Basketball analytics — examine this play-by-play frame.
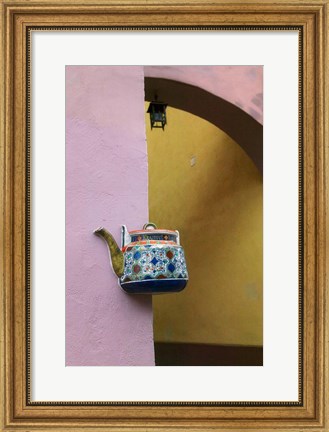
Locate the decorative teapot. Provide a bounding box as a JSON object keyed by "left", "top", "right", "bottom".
{"left": 94, "top": 223, "right": 188, "bottom": 294}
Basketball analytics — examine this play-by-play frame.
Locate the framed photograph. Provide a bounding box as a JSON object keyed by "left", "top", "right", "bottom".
{"left": 1, "top": 0, "right": 328, "bottom": 431}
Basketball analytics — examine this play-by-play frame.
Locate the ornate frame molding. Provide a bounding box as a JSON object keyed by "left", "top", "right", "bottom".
{"left": 1, "top": 1, "right": 328, "bottom": 430}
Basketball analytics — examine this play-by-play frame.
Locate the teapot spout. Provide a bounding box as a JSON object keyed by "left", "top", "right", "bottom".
{"left": 94, "top": 227, "right": 124, "bottom": 277}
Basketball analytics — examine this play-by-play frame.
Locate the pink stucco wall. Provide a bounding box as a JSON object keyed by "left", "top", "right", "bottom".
{"left": 144, "top": 66, "right": 263, "bottom": 124}
{"left": 65, "top": 66, "right": 155, "bottom": 366}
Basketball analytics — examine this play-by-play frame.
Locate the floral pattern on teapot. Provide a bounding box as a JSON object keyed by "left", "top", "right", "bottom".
{"left": 121, "top": 244, "right": 188, "bottom": 283}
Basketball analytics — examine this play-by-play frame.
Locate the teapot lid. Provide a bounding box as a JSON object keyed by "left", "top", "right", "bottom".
{"left": 129, "top": 222, "right": 177, "bottom": 235}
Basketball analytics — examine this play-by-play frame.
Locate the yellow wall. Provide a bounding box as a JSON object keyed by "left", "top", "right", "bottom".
{"left": 146, "top": 106, "right": 263, "bottom": 346}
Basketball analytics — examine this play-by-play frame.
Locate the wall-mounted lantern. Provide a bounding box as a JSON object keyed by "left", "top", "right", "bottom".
{"left": 147, "top": 100, "right": 168, "bottom": 130}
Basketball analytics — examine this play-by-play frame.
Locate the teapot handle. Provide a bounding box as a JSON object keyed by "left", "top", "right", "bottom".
{"left": 143, "top": 222, "right": 157, "bottom": 230}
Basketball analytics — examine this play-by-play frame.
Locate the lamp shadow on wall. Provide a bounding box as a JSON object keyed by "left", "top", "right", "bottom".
{"left": 145, "top": 78, "right": 263, "bottom": 366}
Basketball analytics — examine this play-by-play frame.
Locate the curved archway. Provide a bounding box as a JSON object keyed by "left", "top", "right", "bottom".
{"left": 144, "top": 77, "right": 263, "bottom": 174}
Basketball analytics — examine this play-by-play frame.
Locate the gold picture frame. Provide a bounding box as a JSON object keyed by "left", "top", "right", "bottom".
{"left": 1, "top": 0, "right": 328, "bottom": 430}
